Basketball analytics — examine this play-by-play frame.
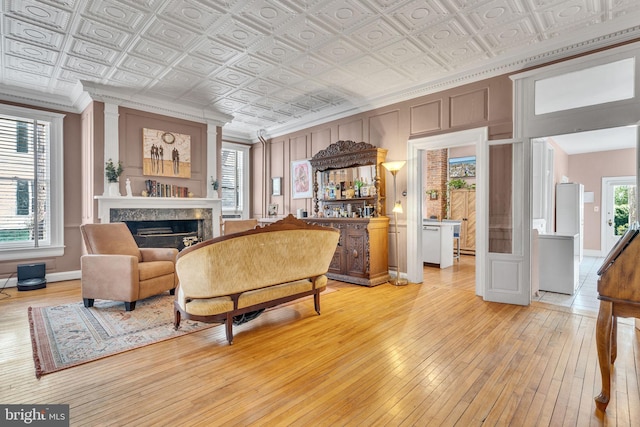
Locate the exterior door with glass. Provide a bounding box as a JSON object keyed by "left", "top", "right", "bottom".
{"left": 603, "top": 176, "right": 637, "bottom": 254}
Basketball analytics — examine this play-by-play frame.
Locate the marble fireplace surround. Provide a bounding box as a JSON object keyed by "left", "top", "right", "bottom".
{"left": 95, "top": 196, "right": 222, "bottom": 240}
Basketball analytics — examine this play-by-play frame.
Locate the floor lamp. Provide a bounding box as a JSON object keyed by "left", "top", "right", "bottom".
{"left": 382, "top": 160, "right": 408, "bottom": 286}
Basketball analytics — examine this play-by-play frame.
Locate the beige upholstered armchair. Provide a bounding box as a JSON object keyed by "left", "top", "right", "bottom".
{"left": 80, "top": 222, "right": 178, "bottom": 311}
{"left": 222, "top": 218, "right": 258, "bottom": 235}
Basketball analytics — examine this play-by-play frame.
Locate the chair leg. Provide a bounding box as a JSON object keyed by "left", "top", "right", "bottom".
{"left": 314, "top": 291, "right": 321, "bottom": 315}
{"left": 225, "top": 313, "right": 234, "bottom": 345}
{"left": 174, "top": 310, "right": 181, "bottom": 330}
{"left": 124, "top": 301, "right": 136, "bottom": 311}
{"left": 83, "top": 298, "right": 94, "bottom": 308}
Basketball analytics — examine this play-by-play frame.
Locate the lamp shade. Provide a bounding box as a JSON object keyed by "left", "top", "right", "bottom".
{"left": 392, "top": 202, "right": 403, "bottom": 214}
{"left": 381, "top": 161, "right": 406, "bottom": 173}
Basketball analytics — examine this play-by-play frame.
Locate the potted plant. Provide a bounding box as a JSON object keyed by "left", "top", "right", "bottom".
{"left": 446, "top": 178, "right": 467, "bottom": 190}
{"left": 105, "top": 159, "right": 123, "bottom": 183}
{"left": 105, "top": 159, "right": 123, "bottom": 196}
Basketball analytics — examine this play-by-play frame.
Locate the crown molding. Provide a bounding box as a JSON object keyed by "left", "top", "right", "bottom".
{"left": 265, "top": 23, "right": 640, "bottom": 139}
{"left": 0, "top": 83, "right": 83, "bottom": 114}
{"left": 78, "top": 81, "right": 232, "bottom": 127}
{"left": 0, "top": 80, "right": 233, "bottom": 128}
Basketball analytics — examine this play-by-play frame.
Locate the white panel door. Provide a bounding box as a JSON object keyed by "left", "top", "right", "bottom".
{"left": 483, "top": 138, "right": 531, "bottom": 305}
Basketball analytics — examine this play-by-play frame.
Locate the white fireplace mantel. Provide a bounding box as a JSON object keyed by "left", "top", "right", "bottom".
{"left": 96, "top": 196, "right": 222, "bottom": 237}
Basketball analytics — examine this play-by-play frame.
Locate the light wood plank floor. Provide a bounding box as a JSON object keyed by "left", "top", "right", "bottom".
{"left": 1, "top": 256, "right": 639, "bottom": 426}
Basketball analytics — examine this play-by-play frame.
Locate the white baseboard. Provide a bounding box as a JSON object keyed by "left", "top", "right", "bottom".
{"left": 1, "top": 269, "right": 81, "bottom": 289}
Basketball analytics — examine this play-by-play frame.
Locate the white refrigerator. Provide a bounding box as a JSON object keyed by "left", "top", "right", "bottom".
{"left": 556, "top": 183, "right": 584, "bottom": 261}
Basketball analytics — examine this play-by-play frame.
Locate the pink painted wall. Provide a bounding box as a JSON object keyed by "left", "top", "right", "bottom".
{"left": 568, "top": 148, "right": 636, "bottom": 251}
{"left": 547, "top": 138, "right": 569, "bottom": 187}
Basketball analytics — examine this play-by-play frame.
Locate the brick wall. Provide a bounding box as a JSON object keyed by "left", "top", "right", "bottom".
{"left": 425, "top": 149, "right": 448, "bottom": 220}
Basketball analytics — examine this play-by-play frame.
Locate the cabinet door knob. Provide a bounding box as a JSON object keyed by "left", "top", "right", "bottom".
{"left": 352, "top": 249, "right": 358, "bottom": 258}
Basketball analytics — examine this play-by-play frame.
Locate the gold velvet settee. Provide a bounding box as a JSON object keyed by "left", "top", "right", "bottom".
{"left": 80, "top": 222, "right": 178, "bottom": 311}
{"left": 174, "top": 215, "right": 340, "bottom": 344}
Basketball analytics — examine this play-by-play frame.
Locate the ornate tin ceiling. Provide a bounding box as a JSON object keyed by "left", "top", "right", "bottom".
{"left": 1, "top": 0, "right": 639, "bottom": 140}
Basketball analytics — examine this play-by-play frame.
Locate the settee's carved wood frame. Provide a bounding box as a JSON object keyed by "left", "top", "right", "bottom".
{"left": 174, "top": 284, "right": 324, "bottom": 345}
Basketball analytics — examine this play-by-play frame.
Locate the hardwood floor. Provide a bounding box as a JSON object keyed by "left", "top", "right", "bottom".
{"left": 1, "top": 257, "right": 639, "bottom": 426}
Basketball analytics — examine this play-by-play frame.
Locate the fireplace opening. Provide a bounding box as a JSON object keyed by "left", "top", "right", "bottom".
{"left": 124, "top": 219, "right": 203, "bottom": 251}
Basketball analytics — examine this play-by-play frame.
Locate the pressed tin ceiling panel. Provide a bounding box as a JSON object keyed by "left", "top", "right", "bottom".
{"left": 0, "top": 0, "right": 639, "bottom": 140}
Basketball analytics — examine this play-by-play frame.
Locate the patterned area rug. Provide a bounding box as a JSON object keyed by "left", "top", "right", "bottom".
{"left": 28, "top": 294, "right": 217, "bottom": 379}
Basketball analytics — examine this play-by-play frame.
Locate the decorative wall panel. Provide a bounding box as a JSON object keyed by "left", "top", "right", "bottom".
{"left": 338, "top": 119, "right": 364, "bottom": 143}
{"left": 450, "top": 89, "right": 489, "bottom": 128}
{"left": 369, "top": 110, "right": 400, "bottom": 148}
{"left": 411, "top": 101, "right": 443, "bottom": 135}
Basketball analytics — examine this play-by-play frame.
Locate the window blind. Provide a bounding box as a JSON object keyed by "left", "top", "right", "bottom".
{"left": 221, "top": 147, "right": 243, "bottom": 213}
{"left": 0, "top": 115, "right": 50, "bottom": 246}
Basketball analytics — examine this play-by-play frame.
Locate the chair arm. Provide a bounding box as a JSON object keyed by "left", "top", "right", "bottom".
{"left": 140, "top": 247, "right": 178, "bottom": 262}
{"left": 311, "top": 275, "right": 328, "bottom": 289}
{"left": 80, "top": 254, "right": 140, "bottom": 301}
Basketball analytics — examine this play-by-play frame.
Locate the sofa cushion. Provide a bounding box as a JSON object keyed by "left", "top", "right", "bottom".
{"left": 138, "top": 260, "right": 175, "bottom": 282}
{"left": 186, "top": 296, "right": 234, "bottom": 316}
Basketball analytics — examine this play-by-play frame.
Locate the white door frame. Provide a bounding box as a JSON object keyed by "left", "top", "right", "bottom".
{"left": 407, "top": 127, "right": 487, "bottom": 296}
{"left": 601, "top": 176, "right": 636, "bottom": 256}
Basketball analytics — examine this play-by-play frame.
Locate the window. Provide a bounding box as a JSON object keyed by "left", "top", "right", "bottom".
{"left": 0, "top": 104, "right": 64, "bottom": 260}
{"left": 534, "top": 58, "right": 635, "bottom": 115}
{"left": 513, "top": 44, "right": 640, "bottom": 138}
{"left": 221, "top": 142, "right": 249, "bottom": 219}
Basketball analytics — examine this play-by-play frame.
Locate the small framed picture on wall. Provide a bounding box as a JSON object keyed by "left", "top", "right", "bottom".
{"left": 272, "top": 177, "right": 282, "bottom": 196}
{"left": 448, "top": 156, "right": 476, "bottom": 178}
{"left": 291, "top": 159, "right": 312, "bottom": 199}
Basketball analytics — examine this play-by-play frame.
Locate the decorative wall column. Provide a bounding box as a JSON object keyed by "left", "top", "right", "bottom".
{"left": 258, "top": 129, "right": 270, "bottom": 218}
{"left": 103, "top": 102, "right": 120, "bottom": 195}
{"left": 207, "top": 123, "right": 220, "bottom": 198}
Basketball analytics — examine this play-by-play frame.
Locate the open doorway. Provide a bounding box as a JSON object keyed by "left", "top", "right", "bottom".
{"left": 406, "top": 127, "right": 487, "bottom": 295}
{"left": 536, "top": 126, "right": 638, "bottom": 256}
{"left": 423, "top": 146, "right": 476, "bottom": 275}
{"left": 530, "top": 126, "right": 637, "bottom": 312}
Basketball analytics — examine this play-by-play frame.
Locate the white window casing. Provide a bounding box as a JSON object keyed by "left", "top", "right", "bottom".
{"left": 0, "top": 104, "right": 64, "bottom": 261}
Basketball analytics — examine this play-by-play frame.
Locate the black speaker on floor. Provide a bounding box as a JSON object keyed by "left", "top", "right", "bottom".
{"left": 17, "top": 263, "right": 46, "bottom": 291}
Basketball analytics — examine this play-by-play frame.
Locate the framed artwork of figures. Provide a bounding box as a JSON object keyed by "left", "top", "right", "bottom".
{"left": 291, "top": 159, "right": 312, "bottom": 199}
{"left": 142, "top": 128, "right": 191, "bottom": 178}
